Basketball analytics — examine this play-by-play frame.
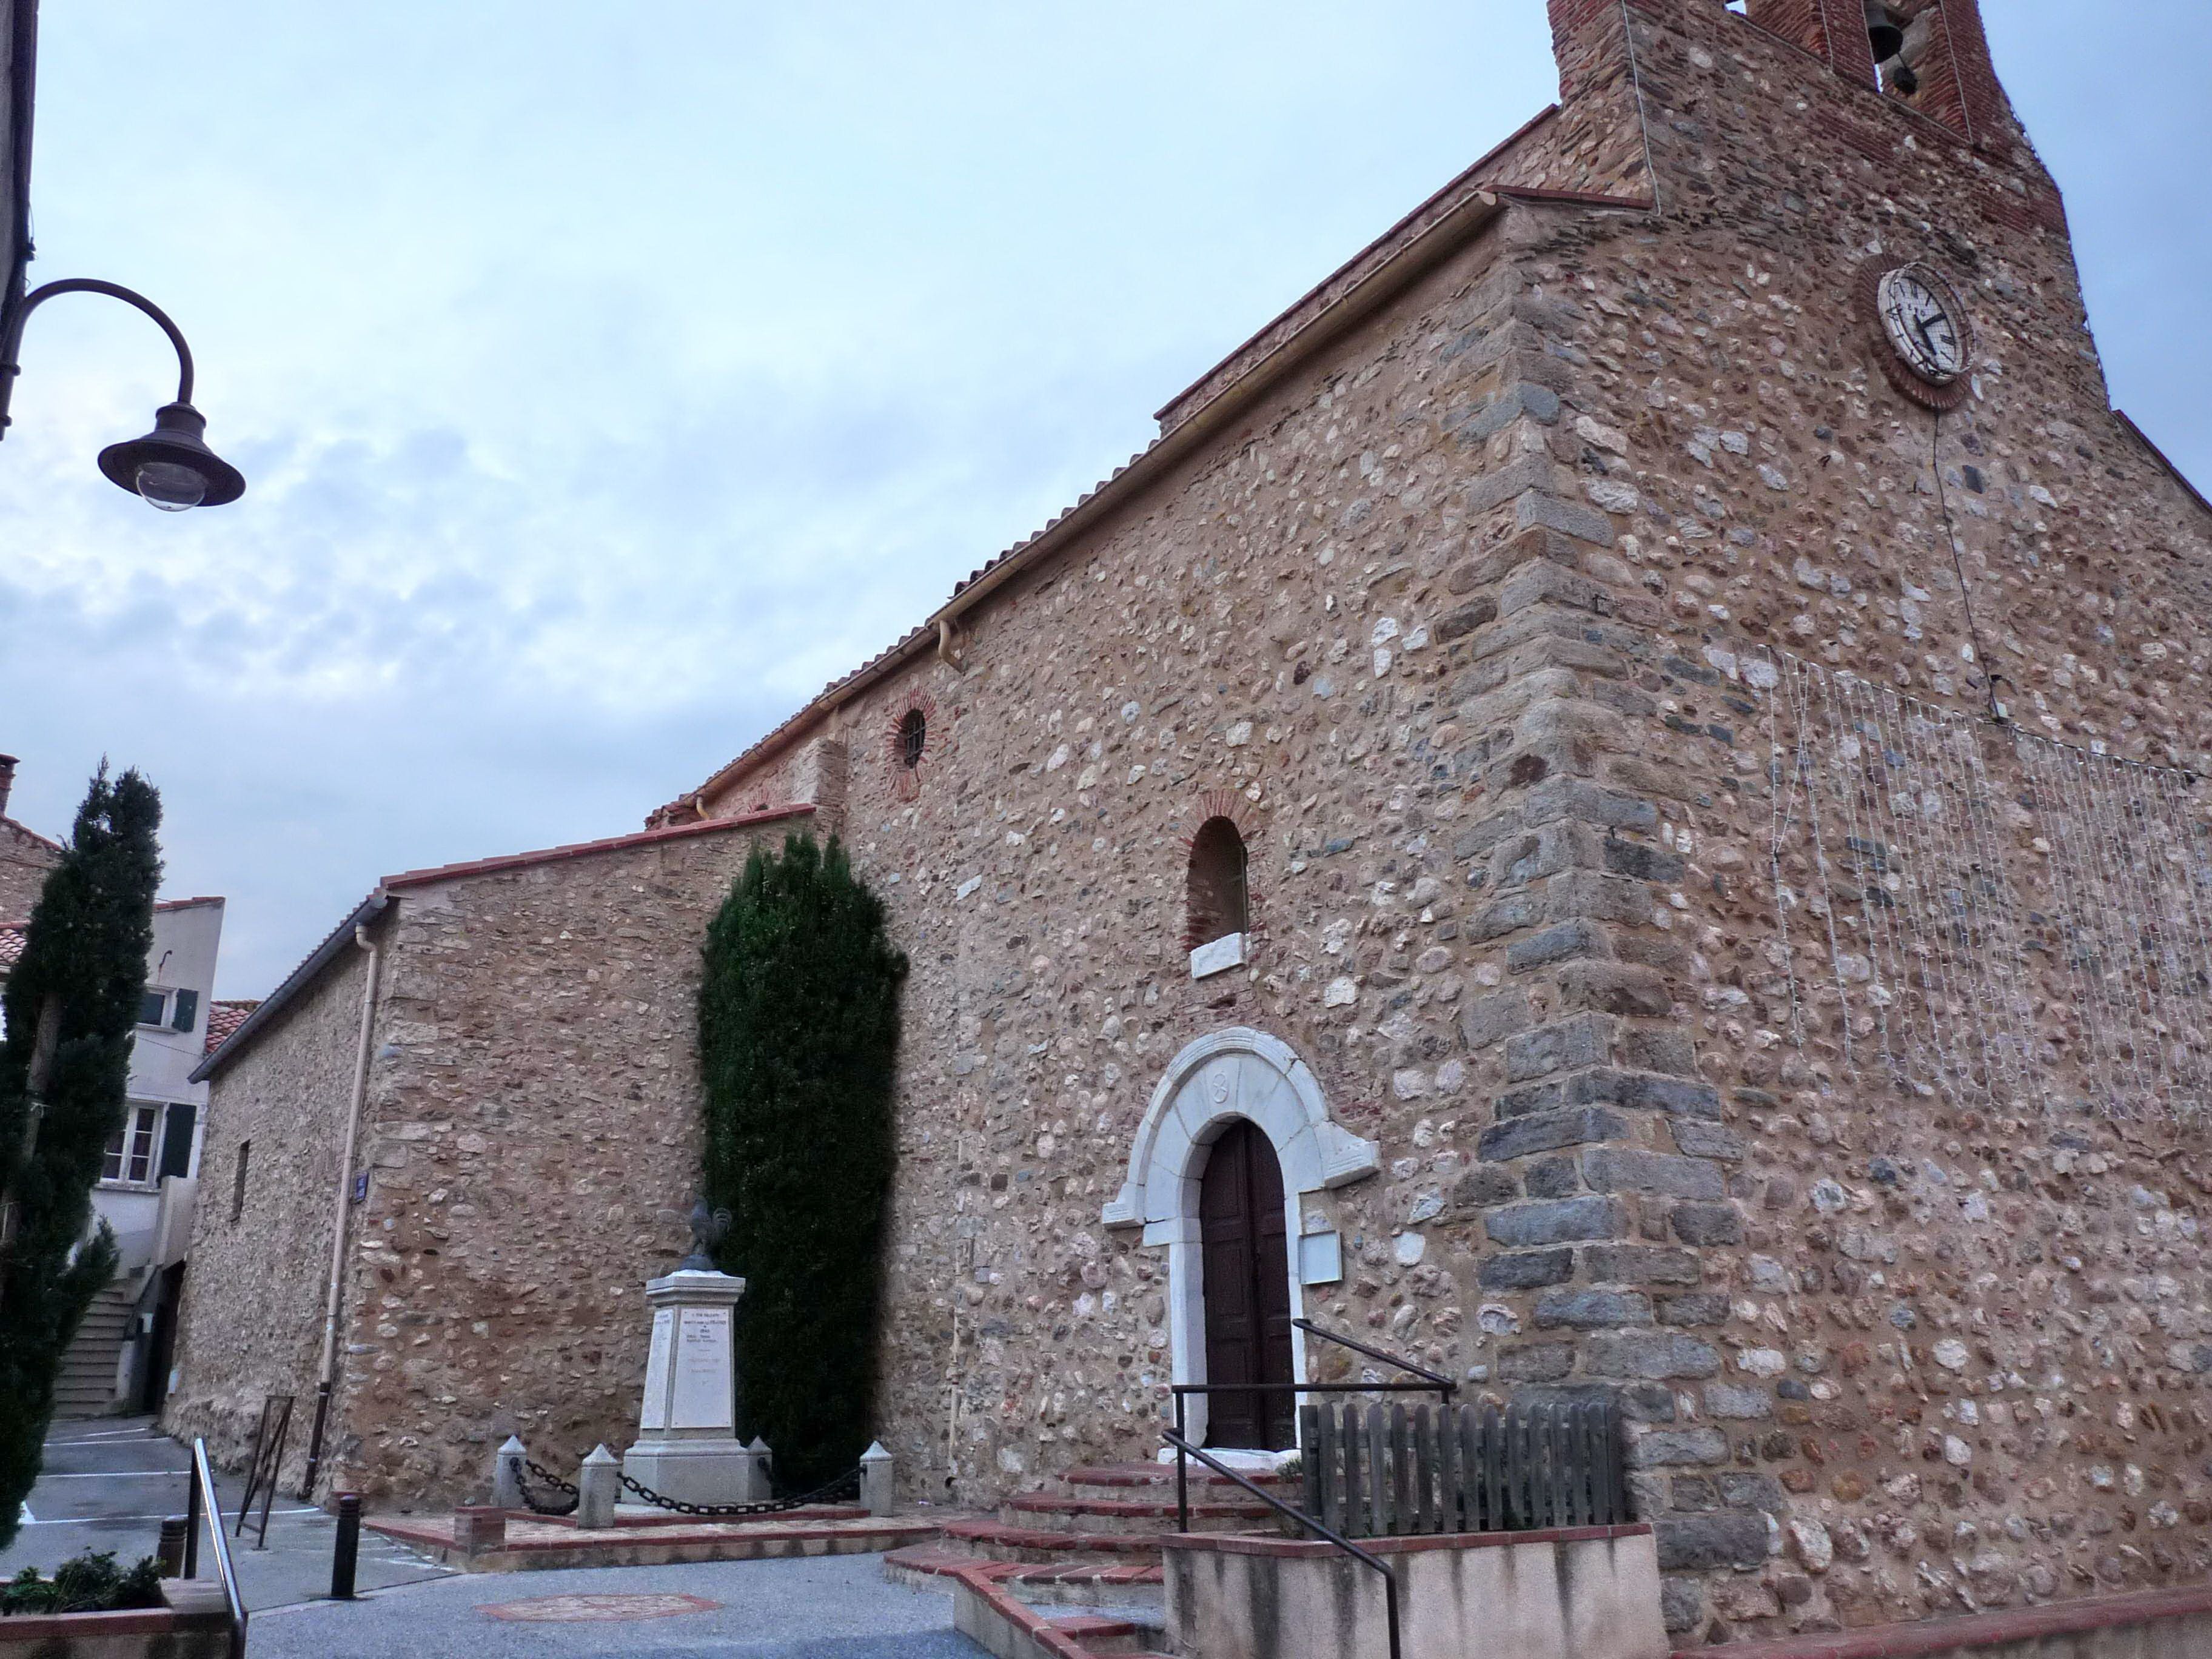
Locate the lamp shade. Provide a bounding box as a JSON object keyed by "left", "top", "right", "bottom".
{"left": 96, "top": 401, "right": 245, "bottom": 509}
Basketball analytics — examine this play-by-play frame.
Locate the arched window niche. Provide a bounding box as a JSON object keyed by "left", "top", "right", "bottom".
{"left": 1186, "top": 814, "right": 1249, "bottom": 979}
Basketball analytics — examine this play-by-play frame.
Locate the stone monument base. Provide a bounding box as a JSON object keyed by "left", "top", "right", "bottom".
{"left": 622, "top": 1437, "right": 768, "bottom": 1507}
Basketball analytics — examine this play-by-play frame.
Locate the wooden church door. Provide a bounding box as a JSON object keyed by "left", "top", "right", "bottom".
{"left": 1198, "top": 1118, "right": 1296, "bottom": 1449}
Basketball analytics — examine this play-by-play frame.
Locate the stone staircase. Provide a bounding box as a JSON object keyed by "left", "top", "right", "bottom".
{"left": 886, "top": 1461, "right": 1289, "bottom": 1659}
{"left": 53, "top": 1283, "right": 133, "bottom": 1419}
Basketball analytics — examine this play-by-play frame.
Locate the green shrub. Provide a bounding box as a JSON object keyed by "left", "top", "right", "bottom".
{"left": 699, "top": 834, "right": 906, "bottom": 1491}
{"left": 0, "top": 1550, "right": 164, "bottom": 1615}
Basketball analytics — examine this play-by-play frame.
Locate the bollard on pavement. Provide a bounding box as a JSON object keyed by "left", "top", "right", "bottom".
{"left": 329, "top": 1493, "right": 361, "bottom": 1600}
{"left": 742, "top": 1436, "right": 773, "bottom": 1503}
{"left": 575, "top": 1446, "right": 620, "bottom": 1530}
{"left": 156, "top": 1516, "right": 187, "bottom": 1578}
{"left": 491, "top": 1435, "right": 526, "bottom": 1510}
{"left": 860, "top": 1442, "right": 895, "bottom": 1517}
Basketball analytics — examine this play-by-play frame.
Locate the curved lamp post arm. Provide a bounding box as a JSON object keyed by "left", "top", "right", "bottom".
{"left": 0, "top": 277, "right": 196, "bottom": 435}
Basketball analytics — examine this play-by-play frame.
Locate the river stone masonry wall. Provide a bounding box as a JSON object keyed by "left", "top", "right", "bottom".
{"left": 166, "top": 814, "right": 808, "bottom": 1502}
{"left": 682, "top": 0, "right": 2212, "bottom": 1644}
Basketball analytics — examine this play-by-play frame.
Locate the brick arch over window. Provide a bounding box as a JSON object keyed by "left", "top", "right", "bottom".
{"left": 885, "top": 689, "right": 936, "bottom": 800}
{"left": 1183, "top": 791, "right": 1260, "bottom": 950}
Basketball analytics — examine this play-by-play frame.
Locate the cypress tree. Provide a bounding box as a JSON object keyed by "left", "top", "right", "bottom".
{"left": 0, "top": 766, "right": 162, "bottom": 1551}
{"left": 698, "top": 834, "right": 905, "bottom": 1490}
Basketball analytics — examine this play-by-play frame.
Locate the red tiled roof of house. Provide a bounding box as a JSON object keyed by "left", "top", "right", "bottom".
{"left": 155, "top": 896, "right": 226, "bottom": 913}
{"left": 204, "top": 999, "right": 258, "bottom": 1054}
{"left": 0, "top": 921, "right": 23, "bottom": 970}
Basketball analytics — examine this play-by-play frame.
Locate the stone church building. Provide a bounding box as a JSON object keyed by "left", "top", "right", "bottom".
{"left": 170, "top": 0, "right": 2212, "bottom": 1642}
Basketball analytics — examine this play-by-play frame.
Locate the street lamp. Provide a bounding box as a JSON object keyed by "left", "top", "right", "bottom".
{"left": 0, "top": 277, "right": 244, "bottom": 509}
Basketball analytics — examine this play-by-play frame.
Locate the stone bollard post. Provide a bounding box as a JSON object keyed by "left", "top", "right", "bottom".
{"left": 491, "top": 1435, "right": 526, "bottom": 1511}
{"left": 576, "top": 1445, "right": 620, "bottom": 1530}
{"left": 860, "top": 1442, "right": 894, "bottom": 1517}
{"left": 742, "top": 1436, "right": 774, "bottom": 1503}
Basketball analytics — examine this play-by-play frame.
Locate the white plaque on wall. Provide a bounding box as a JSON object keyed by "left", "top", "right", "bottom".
{"left": 1190, "top": 932, "right": 1247, "bottom": 980}
{"left": 669, "top": 1304, "right": 735, "bottom": 1430}
{"left": 1299, "top": 1230, "right": 1344, "bottom": 1287}
{"left": 638, "top": 1306, "right": 674, "bottom": 1430}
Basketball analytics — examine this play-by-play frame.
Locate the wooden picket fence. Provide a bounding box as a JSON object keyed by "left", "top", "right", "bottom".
{"left": 1297, "top": 1396, "right": 1629, "bottom": 1538}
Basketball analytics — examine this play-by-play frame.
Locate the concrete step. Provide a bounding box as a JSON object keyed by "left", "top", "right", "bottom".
{"left": 940, "top": 1518, "right": 1164, "bottom": 1566}
{"left": 1002, "top": 1491, "right": 1275, "bottom": 1535}
{"left": 950, "top": 1564, "right": 1168, "bottom": 1659}
{"left": 1059, "top": 1461, "right": 1287, "bottom": 1498}
{"left": 884, "top": 1546, "right": 1163, "bottom": 1610}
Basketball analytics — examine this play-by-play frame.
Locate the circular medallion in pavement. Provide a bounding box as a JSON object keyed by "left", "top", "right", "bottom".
{"left": 479, "top": 1592, "right": 720, "bottom": 1623}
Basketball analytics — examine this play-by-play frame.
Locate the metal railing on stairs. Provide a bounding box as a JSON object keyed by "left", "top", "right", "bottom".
{"left": 1161, "top": 1429, "right": 1406, "bottom": 1659}
{"left": 1162, "top": 1320, "right": 1452, "bottom": 1659}
{"left": 181, "top": 1437, "right": 247, "bottom": 1659}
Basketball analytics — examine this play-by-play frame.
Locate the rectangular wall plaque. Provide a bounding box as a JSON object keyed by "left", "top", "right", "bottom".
{"left": 669, "top": 1304, "right": 735, "bottom": 1430}
{"left": 1190, "top": 932, "right": 1247, "bottom": 980}
{"left": 1299, "top": 1230, "right": 1344, "bottom": 1287}
{"left": 638, "top": 1306, "right": 673, "bottom": 1431}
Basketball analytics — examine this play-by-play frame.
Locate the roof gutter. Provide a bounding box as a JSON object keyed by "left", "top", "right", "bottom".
{"left": 687, "top": 187, "right": 1522, "bottom": 805}
{"left": 190, "top": 889, "right": 389, "bottom": 1083}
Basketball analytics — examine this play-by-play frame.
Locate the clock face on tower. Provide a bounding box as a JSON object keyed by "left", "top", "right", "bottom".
{"left": 1877, "top": 268, "right": 1966, "bottom": 383}
{"left": 1857, "top": 260, "right": 1975, "bottom": 412}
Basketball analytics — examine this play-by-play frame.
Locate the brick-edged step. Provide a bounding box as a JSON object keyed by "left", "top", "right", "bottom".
{"left": 948, "top": 1562, "right": 1165, "bottom": 1659}
{"left": 884, "top": 1546, "right": 1162, "bottom": 1611}
{"left": 1059, "top": 1461, "right": 1288, "bottom": 1496}
{"left": 1002, "top": 1491, "right": 1276, "bottom": 1535}
{"left": 940, "top": 1518, "right": 1164, "bottom": 1566}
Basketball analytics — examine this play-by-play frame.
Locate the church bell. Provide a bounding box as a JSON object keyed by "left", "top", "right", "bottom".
{"left": 1865, "top": 3, "right": 1906, "bottom": 62}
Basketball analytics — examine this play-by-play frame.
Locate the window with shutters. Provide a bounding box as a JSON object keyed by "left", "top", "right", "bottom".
{"left": 101, "top": 1104, "right": 162, "bottom": 1186}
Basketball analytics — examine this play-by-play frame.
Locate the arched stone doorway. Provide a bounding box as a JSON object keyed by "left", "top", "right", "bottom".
{"left": 1102, "top": 1027, "right": 1379, "bottom": 1448}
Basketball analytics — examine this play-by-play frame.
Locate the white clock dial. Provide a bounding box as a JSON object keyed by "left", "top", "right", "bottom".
{"left": 1877, "top": 268, "right": 1966, "bottom": 384}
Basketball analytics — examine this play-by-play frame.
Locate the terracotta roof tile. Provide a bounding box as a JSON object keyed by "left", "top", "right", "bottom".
{"left": 204, "top": 1000, "right": 258, "bottom": 1054}
{"left": 0, "top": 922, "right": 23, "bottom": 970}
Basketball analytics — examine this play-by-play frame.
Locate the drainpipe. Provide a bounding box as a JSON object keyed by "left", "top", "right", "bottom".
{"left": 300, "top": 919, "right": 382, "bottom": 1501}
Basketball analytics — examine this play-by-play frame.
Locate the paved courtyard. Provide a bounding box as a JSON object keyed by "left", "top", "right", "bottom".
{"left": 9, "top": 1417, "right": 986, "bottom": 1656}
{"left": 247, "top": 1555, "right": 984, "bottom": 1658}
{"left": 4, "top": 1416, "right": 451, "bottom": 1609}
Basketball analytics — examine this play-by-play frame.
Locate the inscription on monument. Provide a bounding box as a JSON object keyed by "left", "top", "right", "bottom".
{"left": 638, "top": 1307, "right": 674, "bottom": 1431}
{"left": 669, "top": 1304, "right": 734, "bottom": 1430}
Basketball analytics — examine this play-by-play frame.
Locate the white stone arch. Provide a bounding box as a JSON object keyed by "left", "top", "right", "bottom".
{"left": 1102, "top": 1027, "right": 1379, "bottom": 1446}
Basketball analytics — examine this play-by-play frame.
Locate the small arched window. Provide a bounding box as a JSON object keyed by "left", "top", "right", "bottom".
{"left": 899, "top": 708, "right": 927, "bottom": 769}
{"left": 1187, "top": 817, "right": 1249, "bottom": 976}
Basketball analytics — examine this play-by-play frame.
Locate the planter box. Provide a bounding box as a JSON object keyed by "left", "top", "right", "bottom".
{"left": 0, "top": 1579, "right": 232, "bottom": 1659}
{"left": 1164, "top": 1524, "right": 1667, "bottom": 1659}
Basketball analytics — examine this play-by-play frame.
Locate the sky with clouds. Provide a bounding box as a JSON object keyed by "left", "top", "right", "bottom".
{"left": 2, "top": 2, "right": 2207, "bottom": 998}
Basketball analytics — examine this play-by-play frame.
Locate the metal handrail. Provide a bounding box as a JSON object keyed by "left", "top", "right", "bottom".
{"left": 1293, "top": 1318, "right": 1457, "bottom": 1396}
{"left": 1162, "top": 1429, "right": 1403, "bottom": 1659}
{"left": 182, "top": 1438, "right": 247, "bottom": 1659}
{"left": 1167, "top": 1325, "right": 1454, "bottom": 1533}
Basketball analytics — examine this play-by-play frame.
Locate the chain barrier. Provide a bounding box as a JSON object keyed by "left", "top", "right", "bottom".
{"left": 615, "top": 1465, "right": 861, "bottom": 1518}
{"left": 515, "top": 1456, "right": 580, "bottom": 1517}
